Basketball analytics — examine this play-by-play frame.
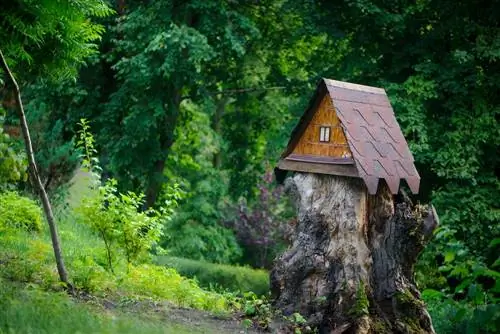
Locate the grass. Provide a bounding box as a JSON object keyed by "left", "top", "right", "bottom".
{"left": 156, "top": 256, "right": 270, "bottom": 296}
{"left": 0, "top": 171, "right": 264, "bottom": 333}
{"left": 0, "top": 279, "right": 216, "bottom": 334}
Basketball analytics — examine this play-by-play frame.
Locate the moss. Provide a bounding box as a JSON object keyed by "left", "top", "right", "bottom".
{"left": 395, "top": 290, "right": 423, "bottom": 311}
{"left": 372, "top": 319, "right": 389, "bottom": 333}
{"left": 394, "top": 290, "right": 426, "bottom": 332}
{"left": 349, "top": 281, "right": 370, "bottom": 318}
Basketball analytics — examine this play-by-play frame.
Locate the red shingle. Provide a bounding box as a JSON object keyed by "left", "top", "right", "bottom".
{"left": 323, "top": 79, "right": 419, "bottom": 194}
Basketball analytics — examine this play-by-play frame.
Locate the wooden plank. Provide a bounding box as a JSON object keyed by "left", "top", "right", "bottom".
{"left": 291, "top": 92, "right": 353, "bottom": 159}
{"left": 287, "top": 154, "right": 354, "bottom": 165}
{"left": 323, "top": 78, "right": 386, "bottom": 94}
{"left": 278, "top": 159, "right": 359, "bottom": 178}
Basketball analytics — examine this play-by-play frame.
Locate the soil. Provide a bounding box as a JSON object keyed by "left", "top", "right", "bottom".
{"left": 77, "top": 292, "right": 264, "bottom": 334}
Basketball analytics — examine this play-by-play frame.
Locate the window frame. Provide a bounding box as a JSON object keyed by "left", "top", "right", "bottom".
{"left": 319, "top": 126, "right": 331, "bottom": 142}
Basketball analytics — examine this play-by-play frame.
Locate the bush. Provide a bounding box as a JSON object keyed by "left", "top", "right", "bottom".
{"left": 224, "top": 169, "right": 294, "bottom": 269}
{"left": 161, "top": 173, "right": 243, "bottom": 265}
{"left": 423, "top": 289, "right": 500, "bottom": 333}
{"left": 0, "top": 192, "right": 43, "bottom": 232}
{"left": 156, "top": 256, "right": 270, "bottom": 296}
{"left": 120, "top": 264, "right": 229, "bottom": 313}
{"left": 74, "top": 178, "right": 180, "bottom": 270}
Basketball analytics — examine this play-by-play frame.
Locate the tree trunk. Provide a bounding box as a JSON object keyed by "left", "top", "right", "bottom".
{"left": 271, "top": 173, "right": 438, "bottom": 333}
{"left": 212, "top": 95, "right": 228, "bottom": 169}
{"left": 0, "top": 49, "right": 70, "bottom": 286}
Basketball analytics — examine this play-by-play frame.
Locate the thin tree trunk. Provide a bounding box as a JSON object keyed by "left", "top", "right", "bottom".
{"left": 0, "top": 49, "right": 70, "bottom": 286}
{"left": 271, "top": 173, "right": 438, "bottom": 333}
{"left": 144, "top": 88, "right": 183, "bottom": 209}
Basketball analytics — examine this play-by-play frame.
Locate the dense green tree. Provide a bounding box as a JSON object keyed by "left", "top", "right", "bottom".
{"left": 307, "top": 0, "right": 500, "bottom": 260}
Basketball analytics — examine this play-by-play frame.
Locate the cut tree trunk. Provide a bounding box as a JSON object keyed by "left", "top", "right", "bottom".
{"left": 271, "top": 173, "right": 438, "bottom": 333}
{"left": 0, "top": 49, "right": 70, "bottom": 286}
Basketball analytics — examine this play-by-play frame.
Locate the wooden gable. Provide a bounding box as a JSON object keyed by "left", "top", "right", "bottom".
{"left": 289, "top": 93, "right": 352, "bottom": 160}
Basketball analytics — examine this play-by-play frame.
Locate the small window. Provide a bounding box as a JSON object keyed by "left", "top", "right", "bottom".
{"left": 319, "top": 126, "right": 330, "bottom": 142}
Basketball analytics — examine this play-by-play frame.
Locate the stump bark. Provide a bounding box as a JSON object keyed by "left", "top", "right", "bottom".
{"left": 271, "top": 173, "right": 438, "bottom": 333}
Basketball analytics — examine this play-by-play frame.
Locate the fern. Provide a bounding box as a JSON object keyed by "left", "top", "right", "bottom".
{"left": 0, "top": 0, "right": 114, "bottom": 80}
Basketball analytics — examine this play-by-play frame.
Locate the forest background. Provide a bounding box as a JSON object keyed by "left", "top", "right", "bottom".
{"left": 0, "top": 0, "right": 498, "bottom": 332}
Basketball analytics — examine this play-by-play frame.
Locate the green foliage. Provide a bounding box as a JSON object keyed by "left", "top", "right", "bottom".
{"left": 76, "top": 178, "right": 173, "bottom": 268}
{"left": 418, "top": 226, "right": 500, "bottom": 333}
{"left": 159, "top": 100, "right": 242, "bottom": 264}
{"left": 120, "top": 264, "right": 229, "bottom": 313}
{"left": 0, "top": 191, "right": 43, "bottom": 232}
{"left": 0, "top": 208, "right": 233, "bottom": 315}
{"left": 0, "top": 111, "right": 26, "bottom": 189}
{"left": 162, "top": 188, "right": 243, "bottom": 264}
{"left": 423, "top": 290, "right": 500, "bottom": 334}
{"left": 240, "top": 292, "right": 274, "bottom": 330}
{"left": 74, "top": 119, "right": 178, "bottom": 269}
{"left": 76, "top": 118, "right": 101, "bottom": 176}
{"left": 236, "top": 291, "right": 314, "bottom": 333}
{"left": 349, "top": 281, "right": 370, "bottom": 318}
{"left": 0, "top": 0, "right": 114, "bottom": 79}
{"left": 156, "top": 256, "right": 269, "bottom": 296}
{"left": 282, "top": 313, "right": 312, "bottom": 334}
{"left": 2, "top": 0, "right": 498, "bottom": 330}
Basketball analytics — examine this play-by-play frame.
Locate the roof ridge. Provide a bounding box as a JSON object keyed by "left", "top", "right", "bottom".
{"left": 323, "top": 78, "right": 386, "bottom": 95}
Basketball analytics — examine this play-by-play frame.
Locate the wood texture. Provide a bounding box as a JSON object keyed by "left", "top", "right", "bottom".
{"left": 291, "top": 93, "right": 352, "bottom": 159}
{"left": 323, "top": 78, "right": 386, "bottom": 95}
{"left": 271, "top": 173, "right": 437, "bottom": 333}
{"left": 278, "top": 159, "right": 359, "bottom": 178}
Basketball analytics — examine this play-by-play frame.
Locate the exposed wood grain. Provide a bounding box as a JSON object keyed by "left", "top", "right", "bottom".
{"left": 271, "top": 174, "right": 437, "bottom": 333}
{"left": 278, "top": 159, "right": 359, "bottom": 177}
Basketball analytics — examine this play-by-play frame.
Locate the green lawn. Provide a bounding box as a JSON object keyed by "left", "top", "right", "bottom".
{"left": 0, "top": 280, "right": 207, "bottom": 334}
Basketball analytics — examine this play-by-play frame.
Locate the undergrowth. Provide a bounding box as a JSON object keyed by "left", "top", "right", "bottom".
{"left": 0, "top": 279, "right": 204, "bottom": 334}
{"left": 0, "top": 216, "right": 230, "bottom": 314}
{"left": 156, "top": 255, "right": 269, "bottom": 296}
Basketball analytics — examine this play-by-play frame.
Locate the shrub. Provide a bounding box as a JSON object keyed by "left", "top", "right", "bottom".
{"left": 0, "top": 191, "right": 43, "bottom": 232}
{"left": 75, "top": 120, "right": 181, "bottom": 270}
{"left": 224, "top": 169, "right": 294, "bottom": 269}
{"left": 75, "top": 179, "right": 182, "bottom": 271}
{"left": 423, "top": 289, "right": 500, "bottom": 333}
{"left": 119, "top": 264, "right": 229, "bottom": 313}
{"left": 0, "top": 111, "right": 27, "bottom": 190}
{"left": 156, "top": 256, "right": 270, "bottom": 296}
{"left": 161, "top": 171, "right": 243, "bottom": 265}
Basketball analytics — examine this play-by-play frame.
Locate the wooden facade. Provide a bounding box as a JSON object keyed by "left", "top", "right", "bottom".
{"left": 289, "top": 94, "right": 352, "bottom": 161}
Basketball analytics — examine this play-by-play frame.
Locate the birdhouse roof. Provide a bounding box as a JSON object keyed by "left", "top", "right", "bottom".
{"left": 277, "top": 78, "right": 420, "bottom": 195}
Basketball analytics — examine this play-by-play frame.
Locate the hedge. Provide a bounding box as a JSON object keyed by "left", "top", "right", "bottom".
{"left": 0, "top": 191, "right": 43, "bottom": 232}
{"left": 156, "top": 256, "right": 269, "bottom": 296}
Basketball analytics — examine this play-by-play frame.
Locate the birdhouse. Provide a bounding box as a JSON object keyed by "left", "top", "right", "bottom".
{"left": 276, "top": 78, "right": 420, "bottom": 195}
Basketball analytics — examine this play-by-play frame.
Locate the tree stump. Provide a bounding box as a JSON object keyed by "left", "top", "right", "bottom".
{"left": 271, "top": 173, "right": 438, "bottom": 333}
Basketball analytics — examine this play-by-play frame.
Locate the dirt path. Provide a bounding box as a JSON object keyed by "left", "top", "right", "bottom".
{"left": 82, "top": 294, "right": 264, "bottom": 334}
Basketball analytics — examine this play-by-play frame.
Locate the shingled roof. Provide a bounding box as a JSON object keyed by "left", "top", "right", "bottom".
{"left": 277, "top": 78, "right": 420, "bottom": 195}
